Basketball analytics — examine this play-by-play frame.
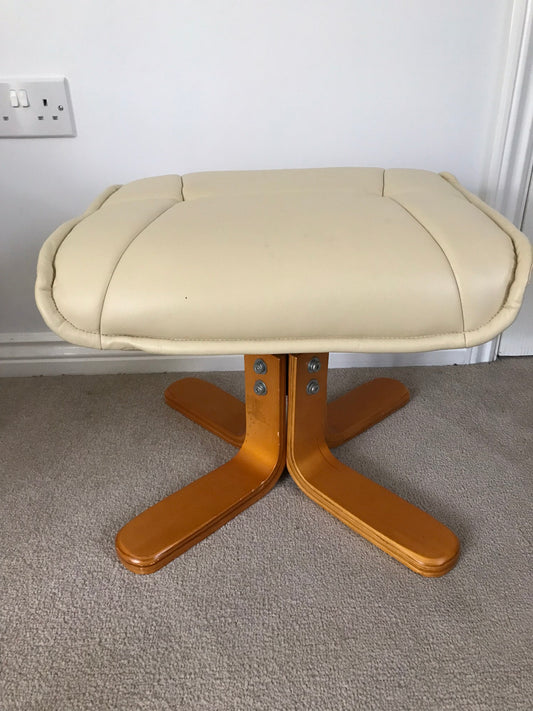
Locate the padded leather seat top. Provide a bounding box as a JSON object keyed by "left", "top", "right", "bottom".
{"left": 36, "top": 168, "right": 532, "bottom": 355}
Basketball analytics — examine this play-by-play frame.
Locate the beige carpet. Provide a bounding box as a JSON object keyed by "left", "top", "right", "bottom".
{"left": 1, "top": 358, "right": 532, "bottom": 710}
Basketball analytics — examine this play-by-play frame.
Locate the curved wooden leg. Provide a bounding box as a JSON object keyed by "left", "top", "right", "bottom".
{"left": 165, "top": 375, "right": 409, "bottom": 450}
{"left": 286, "top": 353, "right": 460, "bottom": 577}
{"left": 115, "top": 355, "right": 286, "bottom": 574}
{"left": 326, "top": 377, "right": 410, "bottom": 448}
{"left": 165, "top": 377, "right": 246, "bottom": 447}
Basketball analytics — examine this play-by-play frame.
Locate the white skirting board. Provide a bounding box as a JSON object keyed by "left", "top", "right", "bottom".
{"left": 0, "top": 331, "right": 500, "bottom": 378}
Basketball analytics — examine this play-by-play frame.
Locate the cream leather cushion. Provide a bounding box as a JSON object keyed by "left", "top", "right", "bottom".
{"left": 35, "top": 168, "right": 532, "bottom": 355}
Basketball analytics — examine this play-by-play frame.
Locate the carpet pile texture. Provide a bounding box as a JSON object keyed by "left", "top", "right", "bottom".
{"left": 1, "top": 358, "right": 531, "bottom": 710}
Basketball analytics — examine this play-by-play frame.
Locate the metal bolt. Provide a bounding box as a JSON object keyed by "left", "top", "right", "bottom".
{"left": 307, "top": 357, "right": 321, "bottom": 373}
{"left": 254, "top": 380, "right": 268, "bottom": 396}
{"left": 306, "top": 379, "right": 320, "bottom": 395}
{"left": 253, "top": 358, "right": 268, "bottom": 375}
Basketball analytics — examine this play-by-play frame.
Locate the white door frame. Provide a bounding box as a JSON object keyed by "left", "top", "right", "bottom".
{"left": 484, "top": 0, "right": 533, "bottom": 357}
{"left": 484, "top": 0, "right": 533, "bottom": 225}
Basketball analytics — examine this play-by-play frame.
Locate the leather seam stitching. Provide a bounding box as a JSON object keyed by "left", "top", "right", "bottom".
{"left": 47, "top": 312, "right": 514, "bottom": 341}
{"left": 96, "top": 327, "right": 505, "bottom": 342}
{"left": 97, "top": 202, "right": 180, "bottom": 345}
{"left": 384, "top": 193, "right": 467, "bottom": 348}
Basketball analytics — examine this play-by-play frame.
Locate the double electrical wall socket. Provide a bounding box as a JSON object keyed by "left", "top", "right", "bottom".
{"left": 0, "top": 77, "right": 76, "bottom": 137}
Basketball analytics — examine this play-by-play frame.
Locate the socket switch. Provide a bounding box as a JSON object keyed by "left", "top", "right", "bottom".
{"left": 0, "top": 77, "right": 76, "bottom": 137}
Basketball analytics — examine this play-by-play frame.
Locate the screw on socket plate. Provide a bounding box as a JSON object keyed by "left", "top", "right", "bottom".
{"left": 254, "top": 380, "right": 268, "bottom": 396}
{"left": 306, "top": 379, "right": 320, "bottom": 395}
{"left": 307, "top": 357, "right": 321, "bottom": 373}
{"left": 253, "top": 358, "right": 268, "bottom": 375}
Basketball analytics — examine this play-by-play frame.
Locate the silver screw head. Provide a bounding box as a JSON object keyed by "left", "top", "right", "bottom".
{"left": 307, "top": 357, "right": 321, "bottom": 373}
{"left": 254, "top": 380, "right": 268, "bottom": 396}
{"left": 306, "top": 379, "right": 320, "bottom": 395}
{"left": 253, "top": 358, "right": 268, "bottom": 375}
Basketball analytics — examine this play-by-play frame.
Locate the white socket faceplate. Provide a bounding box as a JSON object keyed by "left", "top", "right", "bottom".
{"left": 0, "top": 77, "right": 76, "bottom": 137}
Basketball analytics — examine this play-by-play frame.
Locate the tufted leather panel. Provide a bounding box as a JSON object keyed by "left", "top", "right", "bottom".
{"left": 35, "top": 168, "right": 532, "bottom": 355}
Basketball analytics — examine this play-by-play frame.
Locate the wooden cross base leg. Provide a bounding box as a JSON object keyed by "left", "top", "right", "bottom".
{"left": 116, "top": 353, "right": 460, "bottom": 577}
{"left": 286, "top": 354, "right": 459, "bottom": 577}
{"left": 115, "top": 355, "right": 287, "bottom": 574}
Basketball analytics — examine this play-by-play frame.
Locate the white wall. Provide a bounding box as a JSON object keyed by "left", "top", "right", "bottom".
{"left": 0, "top": 0, "right": 513, "bottom": 339}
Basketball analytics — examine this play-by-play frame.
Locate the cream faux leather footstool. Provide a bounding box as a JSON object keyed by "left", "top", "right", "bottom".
{"left": 35, "top": 168, "right": 532, "bottom": 577}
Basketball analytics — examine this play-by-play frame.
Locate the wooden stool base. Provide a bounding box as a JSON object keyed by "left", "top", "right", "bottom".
{"left": 116, "top": 353, "right": 460, "bottom": 577}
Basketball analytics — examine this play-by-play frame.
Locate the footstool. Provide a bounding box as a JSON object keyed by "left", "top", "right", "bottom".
{"left": 35, "top": 168, "right": 532, "bottom": 577}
